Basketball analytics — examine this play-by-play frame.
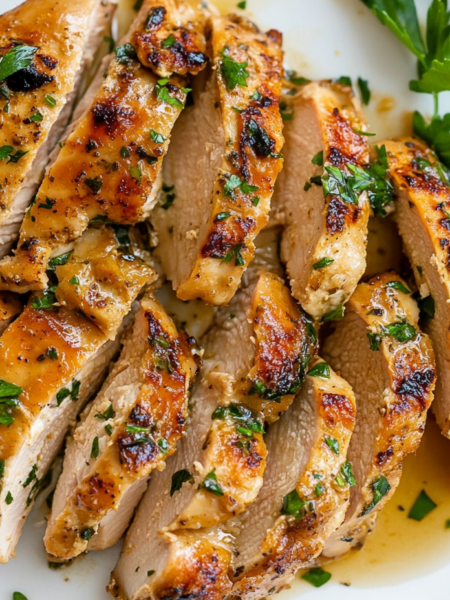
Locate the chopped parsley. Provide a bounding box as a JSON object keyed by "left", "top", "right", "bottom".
{"left": 357, "top": 77, "right": 371, "bottom": 104}
{"left": 155, "top": 79, "right": 184, "bottom": 109}
{"left": 301, "top": 567, "right": 332, "bottom": 588}
{"left": 418, "top": 294, "right": 435, "bottom": 320}
{"left": 199, "top": 469, "right": 224, "bottom": 496}
{"left": 215, "top": 212, "right": 231, "bottom": 221}
{"left": 91, "top": 437, "right": 100, "bottom": 459}
{"left": 360, "top": 475, "right": 391, "bottom": 516}
{"left": 0, "top": 45, "right": 37, "bottom": 81}
{"left": 47, "top": 251, "right": 72, "bottom": 271}
{"left": 307, "top": 362, "right": 330, "bottom": 379}
{"left": 386, "top": 280, "right": 411, "bottom": 294}
{"left": 23, "top": 464, "right": 38, "bottom": 488}
{"left": 69, "top": 275, "right": 79, "bottom": 285}
{"left": 335, "top": 75, "right": 352, "bottom": 86}
{"left": 85, "top": 177, "right": 103, "bottom": 195}
{"left": 408, "top": 489, "right": 437, "bottom": 521}
{"left": 341, "top": 461, "right": 357, "bottom": 486}
{"left": 170, "top": 469, "right": 194, "bottom": 496}
{"left": 161, "top": 34, "right": 176, "bottom": 48}
{"left": 212, "top": 402, "right": 264, "bottom": 435}
{"left": 30, "top": 111, "right": 43, "bottom": 122}
{"left": 0, "top": 459, "right": 4, "bottom": 479}
{"left": 286, "top": 70, "right": 310, "bottom": 86}
{"left": 129, "top": 166, "right": 142, "bottom": 183}
{"left": 322, "top": 304, "right": 344, "bottom": 322}
{"left": 158, "top": 439, "right": 169, "bottom": 454}
{"left": 31, "top": 286, "right": 57, "bottom": 310}
{"left": 367, "top": 331, "right": 382, "bottom": 351}
{"left": 95, "top": 403, "right": 115, "bottom": 420}
{"left": 12, "top": 593, "right": 28, "bottom": 600}
{"left": 219, "top": 47, "right": 250, "bottom": 90}
{"left": 324, "top": 436, "right": 339, "bottom": 454}
{"left": 313, "top": 257, "right": 334, "bottom": 270}
{"left": 0, "top": 146, "right": 28, "bottom": 164}
{"left": 115, "top": 43, "right": 137, "bottom": 64}
{"left": 150, "top": 129, "right": 166, "bottom": 144}
{"left": 237, "top": 0, "right": 246, "bottom": 7}
{"left": 80, "top": 527, "right": 95, "bottom": 541}
{"left": 311, "top": 150, "right": 324, "bottom": 166}
{"left": 383, "top": 321, "right": 416, "bottom": 343}
{"left": 5, "top": 491, "right": 13, "bottom": 504}
{"left": 38, "top": 197, "right": 55, "bottom": 209}
{"left": 44, "top": 94, "right": 57, "bottom": 107}
{"left": 56, "top": 379, "right": 80, "bottom": 406}
{"left": 0, "top": 379, "right": 22, "bottom": 427}
{"left": 281, "top": 489, "right": 314, "bottom": 519}
{"left": 222, "top": 244, "right": 245, "bottom": 266}
{"left": 315, "top": 483, "right": 324, "bottom": 497}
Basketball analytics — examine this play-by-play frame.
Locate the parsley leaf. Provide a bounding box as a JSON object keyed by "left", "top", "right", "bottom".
{"left": 0, "top": 45, "right": 38, "bottom": 81}
{"left": 219, "top": 48, "right": 250, "bottom": 90}
{"left": 360, "top": 475, "right": 391, "bottom": 516}
{"left": 357, "top": 76, "right": 371, "bottom": 104}
{"left": 199, "top": 469, "right": 224, "bottom": 496}
{"left": 170, "top": 469, "right": 194, "bottom": 496}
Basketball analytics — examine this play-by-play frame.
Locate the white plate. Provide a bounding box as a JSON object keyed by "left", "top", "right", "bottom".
{"left": 2, "top": 0, "right": 450, "bottom": 599}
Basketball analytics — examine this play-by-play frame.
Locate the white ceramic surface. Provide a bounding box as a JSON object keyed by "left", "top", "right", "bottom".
{"left": 1, "top": 0, "right": 450, "bottom": 598}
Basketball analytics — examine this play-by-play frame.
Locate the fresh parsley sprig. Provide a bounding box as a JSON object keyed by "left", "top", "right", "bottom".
{"left": 362, "top": 0, "right": 450, "bottom": 167}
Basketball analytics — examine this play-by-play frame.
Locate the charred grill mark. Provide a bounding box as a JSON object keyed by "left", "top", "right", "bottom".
{"left": 117, "top": 433, "right": 159, "bottom": 471}
{"left": 146, "top": 6, "right": 166, "bottom": 27}
{"left": 77, "top": 475, "right": 116, "bottom": 513}
{"left": 92, "top": 98, "right": 136, "bottom": 138}
{"left": 399, "top": 168, "right": 448, "bottom": 195}
{"left": 440, "top": 238, "right": 450, "bottom": 270}
{"left": 326, "top": 196, "right": 350, "bottom": 233}
{"left": 325, "top": 107, "right": 367, "bottom": 167}
{"left": 201, "top": 216, "right": 255, "bottom": 259}
{"left": 394, "top": 368, "right": 436, "bottom": 410}
{"left": 38, "top": 54, "right": 58, "bottom": 70}
{"left": 376, "top": 447, "right": 394, "bottom": 466}
{"left": 6, "top": 64, "right": 54, "bottom": 92}
{"left": 320, "top": 393, "right": 356, "bottom": 429}
{"left": 241, "top": 113, "right": 276, "bottom": 158}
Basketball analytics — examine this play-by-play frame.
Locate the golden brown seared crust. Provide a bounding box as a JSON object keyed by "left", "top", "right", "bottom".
{"left": 108, "top": 532, "right": 232, "bottom": 600}
{"left": 173, "top": 273, "right": 317, "bottom": 529}
{"left": 0, "top": 1, "right": 191, "bottom": 294}
{"left": 54, "top": 227, "right": 155, "bottom": 338}
{"left": 228, "top": 362, "right": 356, "bottom": 599}
{"left": 172, "top": 15, "right": 284, "bottom": 304}
{"left": 0, "top": 0, "right": 98, "bottom": 223}
{"left": 379, "top": 138, "right": 450, "bottom": 435}
{"left": 322, "top": 272, "right": 436, "bottom": 557}
{"left": 44, "top": 293, "right": 199, "bottom": 560}
{"left": 132, "top": 0, "right": 214, "bottom": 78}
{"left": 0, "top": 300, "right": 107, "bottom": 463}
{"left": 0, "top": 292, "right": 22, "bottom": 331}
{"left": 279, "top": 81, "right": 370, "bottom": 320}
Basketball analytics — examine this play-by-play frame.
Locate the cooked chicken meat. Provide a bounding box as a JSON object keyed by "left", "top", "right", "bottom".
{"left": 0, "top": 0, "right": 114, "bottom": 257}
{"left": 277, "top": 81, "right": 370, "bottom": 321}
{"left": 380, "top": 137, "right": 450, "bottom": 438}
{"left": 0, "top": 299, "right": 133, "bottom": 563}
{"left": 44, "top": 292, "right": 198, "bottom": 559}
{"left": 228, "top": 359, "right": 356, "bottom": 599}
{"left": 153, "top": 14, "right": 284, "bottom": 305}
{"left": 0, "top": 292, "right": 21, "bottom": 335}
{"left": 0, "top": 0, "right": 211, "bottom": 294}
{"left": 321, "top": 273, "right": 436, "bottom": 558}
{"left": 132, "top": 0, "right": 213, "bottom": 78}
{"left": 108, "top": 270, "right": 317, "bottom": 600}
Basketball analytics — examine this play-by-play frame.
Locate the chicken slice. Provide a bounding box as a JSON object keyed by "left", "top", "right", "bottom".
{"left": 0, "top": 0, "right": 114, "bottom": 257}
{"left": 321, "top": 272, "right": 436, "bottom": 558}
{"left": 53, "top": 226, "right": 156, "bottom": 338}
{"left": 108, "top": 271, "right": 317, "bottom": 600}
{"left": 277, "top": 81, "right": 370, "bottom": 321}
{"left": 153, "top": 14, "right": 284, "bottom": 305}
{"left": 0, "top": 292, "right": 22, "bottom": 335}
{"left": 0, "top": 300, "right": 133, "bottom": 563}
{"left": 378, "top": 138, "right": 450, "bottom": 438}
{"left": 44, "top": 292, "right": 199, "bottom": 559}
{"left": 227, "top": 360, "right": 356, "bottom": 599}
{"left": 132, "top": 0, "right": 213, "bottom": 78}
{"left": 0, "top": 0, "right": 211, "bottom": 294}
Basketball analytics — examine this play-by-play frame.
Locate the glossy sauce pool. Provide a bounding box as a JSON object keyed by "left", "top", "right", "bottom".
{"left": 116, "top": 0, "right": 450, "bottom": 593}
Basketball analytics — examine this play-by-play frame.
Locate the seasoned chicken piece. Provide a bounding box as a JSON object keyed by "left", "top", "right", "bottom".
{"left": 380, "top": 138, "right": 450, "bottom": 437}
{"left": 0, "top": 292, "right": 22, "bottom": 335}
{"left": 153, "top": 14, "right": 284, "bottom": 305}
{"left": 44, "top": 292, "right": 199, "bottom": 559}
{"left": 227, "top": 360, "right": 356, "bottom": 599}
{"left": 0, "top": 0, "right": 211, "bottom": 293}
{"left": 0, "top": 0, "right": 114, "bottom": 257}
{"left": 132, "top": 0, "right": 214, "bottom": 78}
{"left": 0, "top": 300, "right": 133, "bottom": 563}
{"left": 321, "top": 273, "right": 436, "bottom": 558}
{"left": 54, "top": 226, "right": 155, "bottom": 338}
{"left": 108, "top": 271, "right": 317, "bottom": 600}
{"left": 278, "top": 81, "right": 370, "bottom": 321}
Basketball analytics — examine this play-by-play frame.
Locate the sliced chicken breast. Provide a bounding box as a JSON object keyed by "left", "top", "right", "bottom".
{"left": 0, "top": 300, "right": 133, "bottom": 563}
{"left": 0, "top": 0, "right": 114, "bottom": 257}
{"left": 108, "top": 270, "right": 317, "bottom": 600}
{"left": 132, "top": 0, "right": 213, "bottom": 78}
{"left": 278, "top": 81, "right": 370, "bottom": 321}
{"left": 379, "top": 137, "right": 450, "bottom": 438}
{"left": 0, "top": 292, "right": 22, "bottom": 335}
{"left": 44, "top": 292, "right": 199, "bottom": 559}
{"left": 0, "top": 0, "right": 210, "bottom": 294}
{"left": 153, "top": 14, "right": 284, "bottom": 305}
{"left": 321, "top": 272, "right": 436, "bottom": 558}
{"left": 227, "top": 359, "right": 356, "bottom": 599}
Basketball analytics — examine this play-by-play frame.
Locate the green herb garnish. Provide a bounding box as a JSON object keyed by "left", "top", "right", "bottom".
{"left": 91, "top": 437, "right": 100, "bottom": 459}
{"left": 360, "top": 475, "right": 391, "bottom": 516}
{"left": 408, "top": 489, "right": 437, "bottom": 521}
{"left": 0, "top": 45, "right": 37, "bottom": 81}
{"left": 47, "top": 251, "right": 72, "bottom": 271}
{"left": 95, "top": 403, "right": 115, "bottom": 420}
{"left": 386, "top": 281, "right": 411, "bottom": 294}
{"left": 219, "top": 48, "right": 250, "bottom": 90}
{"left": 170, "top": 469, "right": 194, "bottom": 496}
{"left": 301, "top": 567, "right": 332, "bottom": 588}
{"left": 357, "top": 76, "right": 371, "bottom": 104}
{"left": 307, "top": 362, "right": 331, "bottom": 379}
{"left": 199, "top": 469, "right": 224, "bottom": 496}
{"left": 313, "top": 257, "right": 334, "bottom": 270}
